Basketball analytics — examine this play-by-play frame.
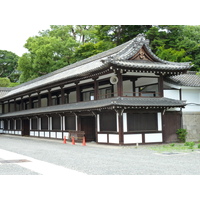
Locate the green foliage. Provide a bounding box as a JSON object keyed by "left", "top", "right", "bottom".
{"left": 176, "top": 128, "right": 188, "bottom": 143}
{"left": 156, "top": 46, "right": 192, "bottom": 63}
{"left": 184, "top": 142, "right": 195, "bottom": 149}
{"left": 0, "top": 50, "right": 20, "bottom": 82}
{"left": 74, "top": 41, "right": 116, "bottom": 61}
{"left": 0, "top": 77, "right": 11, "bottom": 87}
{"left": 170, "top": 143, "right": 175, "bottom": 147}
{"left": 198, "top": 144, "right": 200, "bottom": 149}
{"left": 16, "top": 25, "right": 200, "bottom": 83}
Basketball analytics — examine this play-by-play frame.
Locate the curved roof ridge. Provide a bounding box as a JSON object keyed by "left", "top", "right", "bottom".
{"left": 107, "top": 33, "right": 191, "bottom": 67}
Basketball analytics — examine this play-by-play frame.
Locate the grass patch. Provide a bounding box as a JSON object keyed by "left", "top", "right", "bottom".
{"left": 150, "top": 143, "right": 199, "bottom": 153}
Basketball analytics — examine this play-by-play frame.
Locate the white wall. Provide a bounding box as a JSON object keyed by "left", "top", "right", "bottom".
{"left": 164, "top": 89, "right": 180, "bottom": 100}
{"left": 164, "top": 88, "right": 200, "bottom": 112}
{"left": 182, "top": 89, "right": 200, "bottom": 112}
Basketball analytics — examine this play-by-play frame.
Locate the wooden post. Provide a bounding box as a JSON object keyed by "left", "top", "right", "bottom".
{"left": 60, "top": 85, "right": 65, "bottom": 104}
{"left": 29, "top": 95, "right": 32, "bottom": 109}
{"left": 158, "top": 74, "right": 163, "bottom": 97}
{"left": 14, "top": 98, "right": 16, "bottom": 111}
{"left": 117, "top": 70, "right": 123, "bottom": 96}
{"left": 118, "top": 109, "right": 124, "bottom": 145}
{"left": 93, "top": 77, "right": 99, "bottom": 100}
{"left": 8, "top": 100, "right": 10, "bottom": 113}
{"left": 38, "top": 91, "right": 41, "bottom": 108}
{"left": 20, "top": 97, "right": 23, "bottom": 111}
{"left": 48, "top": 89, "right": 52, "bottom": 106}
{"left": 76, "top": 82, "right": 80, "bottom": 102}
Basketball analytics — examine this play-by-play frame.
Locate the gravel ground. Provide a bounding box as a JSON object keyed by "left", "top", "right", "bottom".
{"left": 0, "top": 134, "right": 200, "bottom": 175}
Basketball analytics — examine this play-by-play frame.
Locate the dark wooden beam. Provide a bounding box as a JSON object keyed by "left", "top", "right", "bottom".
{"left": 117, "top": 71, "right": 123, "bottom": 96}
{"left": 158, "top": 75, "right": 163, "bottom": 97}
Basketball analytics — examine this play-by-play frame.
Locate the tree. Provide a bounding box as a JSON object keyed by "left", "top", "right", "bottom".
{"left": 95, "top": 25, "right": 152, "bottom": 45}
{"left": 0, "top": 50, "right": 19, "bottom": 82}
{"left": 0, "top": 77, "right": 10, "bottom": 87}
{"left": 18, "top": 26, "right": 79, "bottom": 83}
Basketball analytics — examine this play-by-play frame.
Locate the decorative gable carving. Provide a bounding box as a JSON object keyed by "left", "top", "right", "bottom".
{"left": 129, "top": 46, "right": 155, "bottom": 62}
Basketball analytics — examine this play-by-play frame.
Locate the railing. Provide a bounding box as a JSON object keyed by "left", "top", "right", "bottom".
{"left": 97, "top": 91, "right": 160, "bottom": 99}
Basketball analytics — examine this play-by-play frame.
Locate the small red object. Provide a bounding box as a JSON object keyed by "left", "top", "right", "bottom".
{"left": 72, "top": 137, "right": 75, "bottom": 145}
{"left": 63, "top": 136, "right": 66, "bottom": 144}
{"left": 82, "top": 136, "right": 86, "bottom": 146}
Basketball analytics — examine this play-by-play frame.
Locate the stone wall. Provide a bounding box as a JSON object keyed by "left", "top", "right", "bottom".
{"left": 182, "top": 112, "right": 200, "bottom": 142}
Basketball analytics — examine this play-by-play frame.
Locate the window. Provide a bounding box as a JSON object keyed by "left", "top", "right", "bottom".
{"left": 127, "top": 113, "right": 157, "bottom": 131}
{"left": 16, "top": 119, "right": 21, "bottom": 130}
{"left": 52, "top": 115, "right": 61, "bottom": 130}
{"left": 65, "top": 116, "right": 76, "bottom": 130}
{"left": 10, "top": 119, "right": 14, "bottom": 130}
{"left": 100, "top": 112, "right": 116, "bottom": 131}
{"left": 31, "top": 118, "right": 38, "bottom": 130}
{"left": 99, "top": 87, "right": 112, "bottom": 99}
{"left": 82, "top": 91, "right": 94, "bottom": 101}
{"left": 4, "top": 120, "right": 8, "bottom": 130}
{"left": 41, "top": 116, "right": 48, "bottom": 130}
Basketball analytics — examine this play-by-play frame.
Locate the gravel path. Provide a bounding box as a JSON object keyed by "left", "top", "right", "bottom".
{"left": 0, "top": 134, "right": 200, "bottom": 175}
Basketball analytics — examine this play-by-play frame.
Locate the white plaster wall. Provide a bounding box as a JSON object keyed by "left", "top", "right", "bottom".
{"left": 145, "top": 133, "right": 162, "bottom": 143}
{"left": 57, "top": 132, "right": 62, "bottom": 139}
{"left": 123, "top": 113, "right": 127, "bottom": 132}
{"left": 98, "top": 134, "right": 107, "bottom": 143}
{"left": 109, "top": 134, "right": 119, "bottom": 144}
{"left": 157, "top": 112, "right": 162, "bottom": 131}
{"left": 51, "top": 132, "right": 56, "bottom": 138}
{"left": 182, "top": 89, "right": 200, "bottom": 112}
{"left": 164, "top": 89, "right": 180, "bottom": 100}
{"left": 124, "top": 134, "right": 142, "bottom": 144}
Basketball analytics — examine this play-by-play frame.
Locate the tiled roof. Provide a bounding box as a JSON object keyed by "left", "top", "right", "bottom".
{"left": 110, "top": 60, "right": 190, "bottom": 72}
{"left": 165, "top": 71, "right": 200, "bottom": 87}
{"left": 0, "top": 34, "right": 192, "bottom": 99}
{"left": 0, "top": 87, "right": 12, "bottom": 98}
{"left": 0, "top": 97, "right": 186, "bottom": 118}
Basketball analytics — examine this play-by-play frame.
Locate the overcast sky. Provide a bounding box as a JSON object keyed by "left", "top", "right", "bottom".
{"left": 1, "top": 24, "right": 51, "bottom": 56}
{"left": 0, "top": 1, "right": 197, "bottom": 57}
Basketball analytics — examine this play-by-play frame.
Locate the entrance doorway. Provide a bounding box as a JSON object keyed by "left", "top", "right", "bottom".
{"left": 80, "top": 116, "right": 96, "bottom": 142}
{"left": 163, "top": 111, "right": 181, "bottom": 143}
{"left": 22, "top": 119, "right": 30, "bottom": 136}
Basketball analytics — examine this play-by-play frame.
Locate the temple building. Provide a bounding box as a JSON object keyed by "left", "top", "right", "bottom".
{"left": 0, "top": 34, "right": 193, "bottom": 145}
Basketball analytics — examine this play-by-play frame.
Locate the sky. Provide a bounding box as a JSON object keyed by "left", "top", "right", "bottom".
{"left": 1, "top": 24, "right": 51, "bottom": 56}
{"left": 0, "top": 0, "right": 197, "bottom": 57}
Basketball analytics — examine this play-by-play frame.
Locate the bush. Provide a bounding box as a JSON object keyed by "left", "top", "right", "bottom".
{"left": 170, "top": 143, "right": 175, "bottom": 147}
{"left": 184, "top": 141, "right": 195, "bottom": 148}
{"left": 176, "top": 129, "right": 188, "bottom": 142}
{"left": 198, "top": 144, "right": 200, "bottom": 149}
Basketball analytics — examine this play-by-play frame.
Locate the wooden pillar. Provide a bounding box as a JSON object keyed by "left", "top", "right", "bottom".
{"left": 48, "top": 89, "right": 52, "bottom": 106}
{"left": 131, "top": 77, "right": 138, "bottom": 96}
{"left": 117, "top": 110, "right": 124, "bottom": 145}
{"left": 20, "top": 97, "right": 23, "bottom": 110}
{"left": 1, "top": 103, "right": 4, "bottom": 114}
{"left": 29, "top": 95, "right": 32, "bottom": 109}
{"left": 8, "top": 100, "right": 10, "bottom": 113}
{"left": 38, "top": 92, "right": 41, "bottom": 108}
{"left": 76, "top": 82, "right": 80, "bottom": 102}
{"left": 93, "top": 77, "right": 99, "bottom": 100}
{"left": 158, "top": 74, "right": 163, "bottom": 97}
{"left": 14, "top": 98, "right": 17, "bottom": 111}
{"left": 60, "top": 85, "right": 65, "bottom": 104}
{"left": 117, "top": 71, "right": 123, "bottom": 96}
{"left": 66, "top": 91, "right": 69, "bottom": 104}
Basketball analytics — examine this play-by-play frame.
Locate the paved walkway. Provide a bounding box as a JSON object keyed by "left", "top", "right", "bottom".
{"left": 0, "top": 149, "right": 86, "bottom": 175}
{"left": 0, "top": 134, "right": 200, "bottom": 175}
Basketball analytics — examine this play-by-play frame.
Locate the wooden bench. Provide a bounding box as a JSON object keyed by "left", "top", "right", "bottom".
{"left": 69, "top": 131, "right": 85, "bottom": 142}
